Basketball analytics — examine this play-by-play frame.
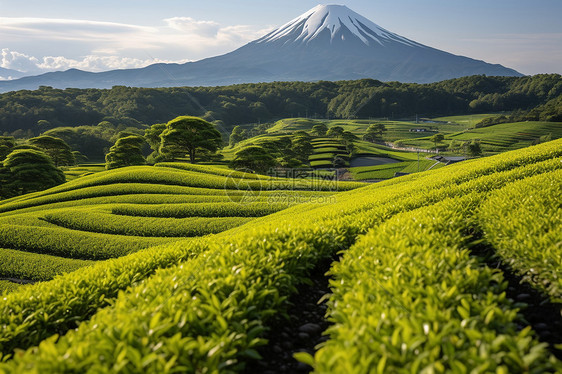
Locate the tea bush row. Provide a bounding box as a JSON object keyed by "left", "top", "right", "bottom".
{"left": 112, "top": 202, "right": 290, "bottom": 218}
{"left": 0, "top": 238, "right": 204, "bottom": 355}
{"left": 0, "top": 140, "right": 560, "bottom": 364}
{"left": 0, "top": 224, "right": 177, "bottom": 260}
{"left": 312, "top": 196, "right": 561, "bottom": 372}
{"left": 155, "top": 162, "right": 266, "bottom": 179}
{"left": 0, "top": 282, "right": 20, "bottom": 297}
{"left": 44, "top": 210, "right": 254, "bottom": 238}
{"left": 3, "top": 175, "right": 561, "bottom": 372}
{"left": 478, "top": 169, "right": 562, "bottom": 302}
{"left": 0, "top": 248, "right": 93, "bottom": 282}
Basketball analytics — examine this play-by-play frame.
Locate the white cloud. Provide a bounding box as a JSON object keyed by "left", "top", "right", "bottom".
{"left": 1, "top": 49, "right": 41, "bottom": 73}
{"left": 0, "top": 48, "right": 189, "bottom": 74}
{"left": 0, "top": 16, "right": 274, "bottom": 74}
{"left": 165, "top": 17, "right": 220, "bottom": 37}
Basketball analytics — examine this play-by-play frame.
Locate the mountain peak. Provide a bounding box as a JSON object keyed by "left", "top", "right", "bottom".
{"left": 256, "top": 4, "right": 420, "bottom": 47}
{"left": 0, "top": 3, "right": 523, "bottom": 92}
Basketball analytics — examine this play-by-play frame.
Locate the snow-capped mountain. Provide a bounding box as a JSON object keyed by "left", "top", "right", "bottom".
{"left": 257, "top": 4, "right": 421, "bottom": 47}
{"left": 0, "top": 4, "right": 522, "bottom": 92}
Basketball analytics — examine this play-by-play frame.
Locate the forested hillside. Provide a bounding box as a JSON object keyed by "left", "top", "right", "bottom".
{"left": 1, "top": 74, "right": 561, "bottom": 135}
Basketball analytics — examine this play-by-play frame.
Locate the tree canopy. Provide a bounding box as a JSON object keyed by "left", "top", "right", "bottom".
{"left": 229, "top": 125, "right": 247, "bottom": 147}
{"left": 1, "top": 149, "right": 65, "bottom": 195}
{"left": 28, "top": 135, "right": 75, "bottom": 167}
{"left": 430, "top": 133, "right": 445, "bottom": 148}
{"left": 1, "top": 75, "right": 561, "bottom": 136}
{"left": 105, "top": 135, "right": 146, "bottom": 170}
{"left": 144, "top": 123, "right": 166, "bottom": 152}
{"left": 363, "top": 123, "right": 387, "bottom": 143}
{"left": 0, "top": 136, "right": 15, "bottom": 161}
{"left": 291, "top": 135, "right": 313, "bottom": 164}
{"left": 311, "top": 124, "right": 328, "bottom": 137}
{"left": 159, "top": 116, "right": 222, "bottom": 163}
{"left": 327, "top": 126, "right": 345, "bottom": 138}
{"left": 230, "top": 146, "right": 277, "bottom": 173}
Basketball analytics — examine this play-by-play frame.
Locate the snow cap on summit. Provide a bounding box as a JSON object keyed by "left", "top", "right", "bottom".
{"left": 257, "top": 4, "right": 420, "bottom": 47}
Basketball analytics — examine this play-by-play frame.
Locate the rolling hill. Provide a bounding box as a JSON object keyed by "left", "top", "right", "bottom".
{"left": 0, "top": 139, "right": 560, "bottom": 372}
{"left": 0, "top": 163, "right": 361, "bottom": 284}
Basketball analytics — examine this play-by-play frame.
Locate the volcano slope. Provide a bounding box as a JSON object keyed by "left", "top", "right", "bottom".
{"left": 0, "top": 140, "right": 561, "bottom": 372}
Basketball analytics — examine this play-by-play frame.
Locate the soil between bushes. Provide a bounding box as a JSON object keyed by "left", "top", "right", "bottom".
{"left": 244, "top": 259, "right": 333, "bottom": 373}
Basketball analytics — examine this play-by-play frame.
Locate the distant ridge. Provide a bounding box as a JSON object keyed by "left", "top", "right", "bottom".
{"left": 0, "top": 67, "right": 27, "bottom": 81}
{"left": 0, "top": 4, "right": 522, "bottom": 93}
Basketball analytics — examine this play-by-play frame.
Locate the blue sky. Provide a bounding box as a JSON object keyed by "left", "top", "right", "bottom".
{"left": 1, "top": 0, "right": 561, "bottom": 76}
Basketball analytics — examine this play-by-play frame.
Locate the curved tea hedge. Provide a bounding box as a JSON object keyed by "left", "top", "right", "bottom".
{"left": 0, "top": 140, "right": 561, "bottom": 372}
{"left": 0, "top": 161, "right": 349, "bottom": 288}
{"left": 0, "top": 248, "right": 93, "bottom": 282}
{"left": 43, "top": 211, "right": 254, "bottom": 238}
{"left": 479, "top": 169, "right": 562, "bottom": 303}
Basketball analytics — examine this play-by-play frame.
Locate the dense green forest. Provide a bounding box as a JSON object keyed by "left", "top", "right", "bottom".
{"left": 1, "top": 74, "right": 561, "bottom": 136}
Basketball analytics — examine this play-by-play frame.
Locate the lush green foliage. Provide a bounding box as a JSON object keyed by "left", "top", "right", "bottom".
{"left": 0, "top": 137, "right": 15, "bottom": 162}
{"left": 0, "top": 223, "right": 176, "bottom": 260}
{"left": 63, "top": 163, "right": 105, "bottom": 181}
{"left": 27, "top": 135, "right": 75, "bottom": 167}
{"left": 0, "top": 248, "right": 93, "bottom": 281}
{"left": 155, "top": 162, "right": 264, "bottom": 179}
{"left": 0, "top": 158, "right": 353, "bottom": 358}
{"left": 0, "top": 281, "right": 20, "bottom": 296}
{"left": 0, "top": 139, "right": 560, "bottom": 372}
{"left": 230, "top": 146, "right": 277, "bottom": 173}
{"left": 311, "top": 124, "right": 328, "bottom": 136}
{"left": 1, "top": 75, "right": 561, "bottom": 136}
{"left": 350, "top": 159, "right": 442, "bottom": 180}
{"left": 0, "top": 239, "right": 205, "bottom": 355}
{"left": 43, "top": 210, "right": 254, "bottom": 238}
{"left": 478, "top": 170, "right": 562, "bottom": 302}
{"left": 351, "top": 162, "right": 412, "bottom": 179}
{"left": 1, "top": 149, "right": 65, "bottom": 197}
{"left": 401, "top": 120, "right": 562, "bottom": 154}
{"left": 363, "top": 123, "right": 386, "bottom": 142}
{"left": 112, "top": 202, "right": 289, "bottom": 218}
{"left": 105, "top": 135, "right": 146, "bottom": 169}
{"left": 42, "top": 125, "right": 139, "bottom": 161}
{"left": 313, "top": 196, "right": 559, "bottom": 372}
{"left": 159, "top": 116, "right": 222, "bottom": 163}
{"left": 229, "top": 125, "right": 246, "bottom": 147}
{"left": 0, "top": 183, "right": 334, "bottom": 216}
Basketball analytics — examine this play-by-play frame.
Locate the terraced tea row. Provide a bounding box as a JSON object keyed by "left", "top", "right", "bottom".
{"left": 0, "top": 164, "right": 349, "bottom": 286}
{"left": 111, "top": 202, "right": 289, "bottom": 218}
{"left": 0, "top": 248, "right": 93, "bottom": 282}
{"left": 43, "top": 210, "right": 254, "bottom": 238}
{"left": 0, "top": 140, "right": 560, "bottom": 371}
{"left": 479, "top": 169, "right": 562, "bottom": 303}
{"left": 314, "top": 195, "right": 560, "bottom": 372}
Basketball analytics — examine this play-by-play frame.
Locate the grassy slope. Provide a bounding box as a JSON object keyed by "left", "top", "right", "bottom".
{"left": 0, "top": 163, "right": 361, "bottom": 284}
{"left": 227, "top": 118, "right": 424, "bottom": 174}
{"left": 62, "top": 164, "right": 106, "bottom": 181}
{"left": 432, "top": 113, "right": 499, "bottom": 127}
{"left": 0, "top": 140, "right": 561, "bottom": 372}
{"left": 264, "top": 116, "right": 561, "bottom": 155}
{"left": 399, "top": 121, "right": 562, "bottom": 153}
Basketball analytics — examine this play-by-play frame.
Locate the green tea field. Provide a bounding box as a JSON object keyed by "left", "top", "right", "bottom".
{"left": 0, "top": 140, "right": 561, "bottom": 372}
{"left": 0, "top": 163, "right": 362, "bottom": 287}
